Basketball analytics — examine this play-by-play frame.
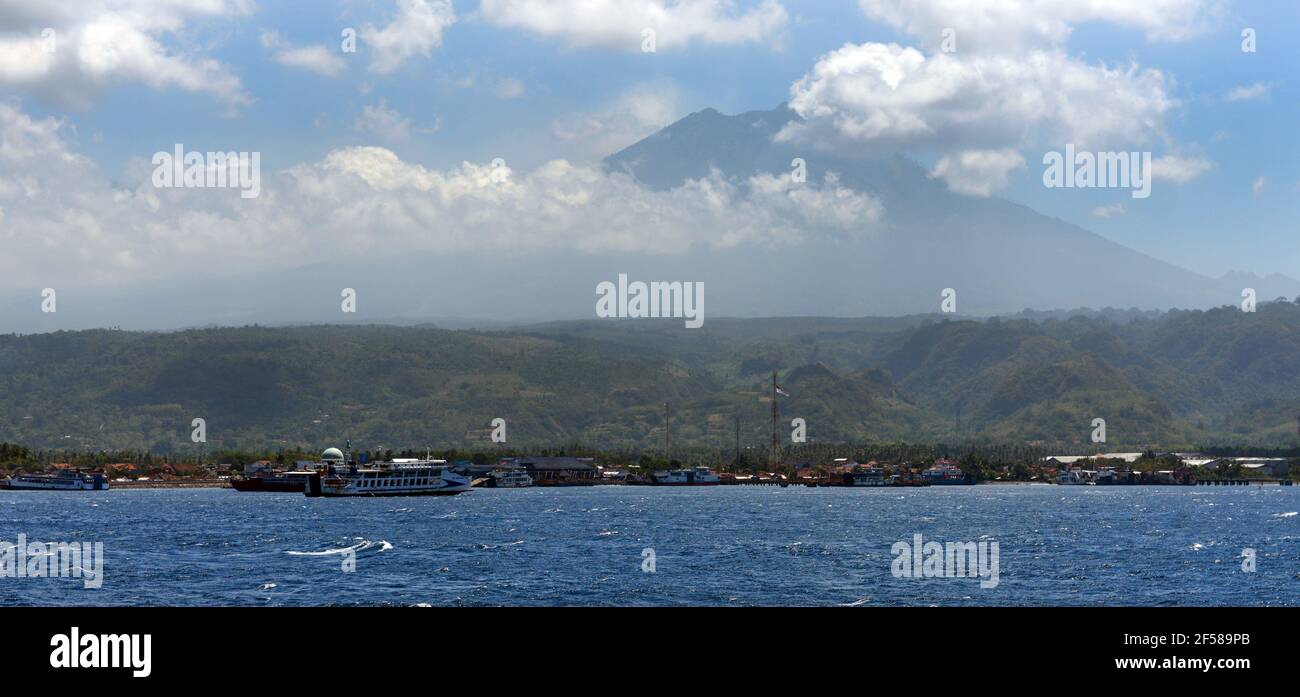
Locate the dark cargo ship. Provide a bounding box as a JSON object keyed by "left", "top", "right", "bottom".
{"left": 229, "top": 471, "right": 314, "bottom": 493}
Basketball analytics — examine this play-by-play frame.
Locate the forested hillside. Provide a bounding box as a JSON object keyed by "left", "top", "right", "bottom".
{"left": 4, "top": 301, "right": 1300, "bottom": 453}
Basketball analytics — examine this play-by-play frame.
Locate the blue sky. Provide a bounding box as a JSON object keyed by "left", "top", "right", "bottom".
{"left": 2, "top": 0, "right": 1298, "bottom": 296}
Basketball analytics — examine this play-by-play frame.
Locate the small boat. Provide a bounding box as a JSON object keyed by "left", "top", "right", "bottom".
{"left": 3, "top": 470, "right": 109, "bottom": 491}
{"left": 304, "top": 448, "right": 471, "bottom": 497}
{"left": 489, "top": 469, "right": 533, "bottom": 488}
{"left": 651, "top": 467, "right": 720, "bottom": 485}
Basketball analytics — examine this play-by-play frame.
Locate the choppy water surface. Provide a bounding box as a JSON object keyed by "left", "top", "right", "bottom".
{"left": 1, "top": 485, "right": 1296, "bottom": 606}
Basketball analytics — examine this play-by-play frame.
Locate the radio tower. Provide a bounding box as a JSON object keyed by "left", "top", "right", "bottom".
{"left": 664, "top": 401, "right": 671, "bottom": 463}
{"left": 770, "top": 371, "right": 779, "bottom": 468}
{"left": 734, "top": 414, "right": 741, "bottom": 472}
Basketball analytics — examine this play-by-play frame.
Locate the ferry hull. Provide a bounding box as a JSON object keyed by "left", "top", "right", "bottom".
{"left": 312, "top": 489, "right": 468, "bottom": 497}
{"left": 304, "top": 472, "right": 471, "bottom": 497}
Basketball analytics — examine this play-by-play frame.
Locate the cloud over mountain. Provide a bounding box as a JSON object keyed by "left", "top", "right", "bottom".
{"left": 781, "top": 0, "right": 1218, "bottom": 196}
{"left": 0, "top": 102, "right": 877, "bottom": 292}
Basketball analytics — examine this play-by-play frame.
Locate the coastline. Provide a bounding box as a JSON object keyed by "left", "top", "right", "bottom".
{"left": 108, "top": 479, "right": 230, "bottom": 490}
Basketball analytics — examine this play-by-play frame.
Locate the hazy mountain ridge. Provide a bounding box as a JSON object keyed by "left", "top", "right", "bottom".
{"left": 606, "top": 105, "right": 1300, "bottom": 315}
{"left": 5, "top": 304, "right": 1300, "bottom": 452}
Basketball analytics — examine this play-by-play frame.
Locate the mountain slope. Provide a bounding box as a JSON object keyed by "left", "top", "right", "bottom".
{"left": 6, "top": 304, "right": 1300, "bottom": 452}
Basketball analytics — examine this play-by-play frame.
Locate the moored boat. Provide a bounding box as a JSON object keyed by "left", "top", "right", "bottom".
{"left": 1056, "top": 469, "right": 1093, "bottom": 485}
{"left": 3, "top": 470, "right": 109, "bottom": 491}
{"left": 230, "top": 471, "right": 315, "bottom": 493}
{"left": 304, "top": 448, "right": 471, "bottom": 497}
{"left": 651, "top": 467, "right": 720, "bottom": 485}
{"left": 489, "top": 468, "right": 533, "bottom": 488}
{"left": 847, "top": 467, "right": 888, "bottom": 487}
{"left": 921, "top": 461, "right": 974, "bottom": 485}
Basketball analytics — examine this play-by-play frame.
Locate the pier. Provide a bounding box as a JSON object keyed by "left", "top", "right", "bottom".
{"left": 725, "top": 476, "right": 794, "bottom": 486}
{"left": 1195, "top": 479, "right": 1293, "bottom": 486}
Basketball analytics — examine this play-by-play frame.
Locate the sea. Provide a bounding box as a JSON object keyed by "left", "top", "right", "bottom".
{"left": 2, "top": 485, "right": 1296, "bottom": 606}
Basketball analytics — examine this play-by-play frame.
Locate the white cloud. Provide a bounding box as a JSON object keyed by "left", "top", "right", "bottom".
{"left": 553, "top": 82, "right": 684, "bottom": 160}
{"left": 781, "top": 45, "right": 1176, "bottom": 152}
{"left": 743, "top": 171, "right": 883, "bottom": 240}
{"left": 0, "top": 102, "right": 882, "bottom": 290}
{"left": 1091, "top": 203, "right": 1126, "bottom": 218}
{"left": 479, "top": 0, "right": 787, "bottom": 51}
{"left": 281, "top": 150, "right": 878, "bottom": 255}
{"left": 493, "top": 76, "right": 525, "bottom": 100}
{"left": 1151, "top": 154, "right": 1212, "bottom": 183}
{"left": 857, "top": 0, "right": 1220, "bottom": 53}
{"left": 1252, "top": 176, "right": 1265, "bottom": 196}
{"left": 362, "top": 0, "right": 456, "bottom": 74}
{"left": 0, "top": 0, "right": 253, "bottom": 110}
{"left": 354, "top": 99, "right": 413, "bottom": 140}
{"left": 1223, "top": 82, "right": 1270, "bottom": 103}
{"left": 353, "top": 99, "right": 440, "bottom": 140}
{"left": 261, "top": 31, "right": 346, "bottom": 77}
{"left": 928, "top": 149, "right": 1025, "bottom": 197}
{"left": 779, "top": 0, "right": 1217, "bottom": 196}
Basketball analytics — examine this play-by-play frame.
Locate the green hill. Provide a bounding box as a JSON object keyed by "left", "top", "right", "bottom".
{"left": 5, "top": 302, "right": 1300, "bottom": 453}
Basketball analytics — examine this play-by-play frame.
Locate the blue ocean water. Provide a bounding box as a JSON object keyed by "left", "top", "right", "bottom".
{"left": 1, "top": 485, "right": 1296, "bottom": 606}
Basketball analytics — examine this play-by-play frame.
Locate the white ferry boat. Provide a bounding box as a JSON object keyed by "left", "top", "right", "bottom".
{"left": 304, "top": 448, "right": 471, "bottom": 497}
{"left": 652, "top": 467, "right": 720, "bottom": 485}
{"left": 490, "top": 468, "right": 533, "bottom": 488}
{"left": 3, "top": 470, "right": 109, "bottom": 491}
